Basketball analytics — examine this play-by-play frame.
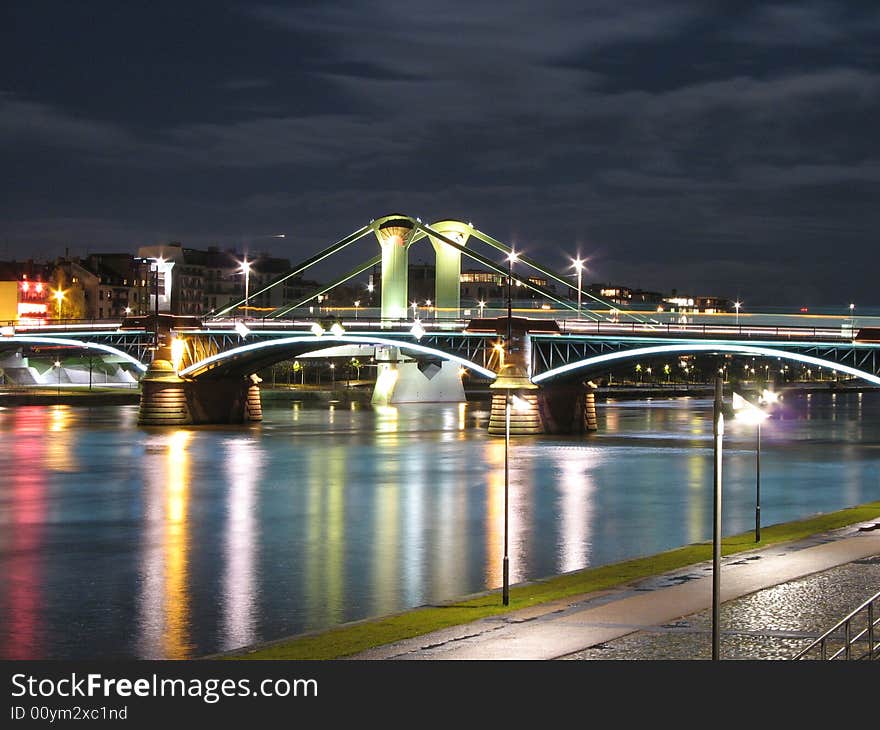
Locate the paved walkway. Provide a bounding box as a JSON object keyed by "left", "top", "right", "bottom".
{"left": 350, "top": 520, "right": 880, "bottom": 660}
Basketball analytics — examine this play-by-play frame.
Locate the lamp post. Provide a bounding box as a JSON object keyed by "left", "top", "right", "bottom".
{"left": 240, "top": 258, "right": 252, "bottom": 320}
{"left": 734, "top": 300, "right": 741, "bottom": 327}
{"left": 712, "top": 375, "right": 724, "bottom": 660}
{"left": 354, "top": 300, "right": 360, "bottom": 320}
{"left": 506, "top": 251, "right": 518, "bottom": 350}
{"left": 478, "top": 300, "right": 486, "bottom": 318}
{"left": 572, "top": 256, "right": 585, "bottom": 320}
{"left": 734, "top": 390, "right": 775, "bottom": 542}
{"left": 53, "top": 289, "right": 65, "bottom": 322}
{"left": 849, "top": 303, "right": 855, "bottom": 334}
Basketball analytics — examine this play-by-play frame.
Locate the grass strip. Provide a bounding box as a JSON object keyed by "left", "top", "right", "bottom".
{"left": 223, "top": 500, "right": 880, "bottom": 660}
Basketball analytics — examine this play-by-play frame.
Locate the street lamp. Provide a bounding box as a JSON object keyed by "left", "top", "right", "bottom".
{"left": 572, "top": 256, "right": 585, "bottom": 320}
{"left": 240, "top": 258, "right": 252, "bottom": 320}
{"left": 506, "top": 250, "right": 518, "bottom": 354}
{"left": 354, "top": 300, "right": 360, "bottom": 320}
{"left": 53, "top": 289, "right": 65, "bottom": 321}
{"left": 733, "top": 391, "right": 773, "bottom": 543}
{"left": 502, "top": 392, "right": 530, "bottom": 606}
{"left": 711, "top": 375, "right": 724, "bottom": 660}
{"left": 734, "top": 300, "right": 742, "bottom": 327}
{"left": 478, "top": 300, "right": 486, "bottom": 318}
{"left": 849, "top": 303, "right": 855, "bottom": 333}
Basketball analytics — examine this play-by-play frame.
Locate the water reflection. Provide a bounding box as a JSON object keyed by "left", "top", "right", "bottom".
{"left": 137, "top": 430, "right": 192, "bottom": 659}
{"left": 0, "top": 408, "right": 48, "bottom": 658}
{"left": 558, "top": 449, "right": 598, "bottom": 573}
{"left": 1, "top": 393, "right": 879, "bottom": 660}
{"left": 221, "top": 438, "right": 261, "bottom": 650}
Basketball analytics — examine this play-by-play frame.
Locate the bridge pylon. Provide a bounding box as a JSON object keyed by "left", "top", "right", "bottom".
{"left": 427, "top": 220, "right": 471, "bottom": 318}
{"left": 373, "top": 216, "right": 416, "bottom": 323}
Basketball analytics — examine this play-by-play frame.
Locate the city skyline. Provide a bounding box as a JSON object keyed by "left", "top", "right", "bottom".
{"left": 2, "top": 1, "right": 879, "bottom": 307}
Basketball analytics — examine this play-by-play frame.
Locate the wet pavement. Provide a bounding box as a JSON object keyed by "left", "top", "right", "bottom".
{"left": 351, "top": 521, "right": 880, "bottom": 660}
{"left": 562, "top": 557, "right": 880, "bottom": 660}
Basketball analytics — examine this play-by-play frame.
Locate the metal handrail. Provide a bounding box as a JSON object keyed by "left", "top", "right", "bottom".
{"left": 793, "top": 588, "right": 880, "bottom": 660}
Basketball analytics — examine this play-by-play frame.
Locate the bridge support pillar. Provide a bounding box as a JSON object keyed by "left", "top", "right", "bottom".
{"left": 139, "top": 356, "right": 262, "bottom": 425}
{"left": 488, "top": 364, "right": 542, "bottom": 435}
{"left": 137, "top": 357, "right": 192, "bottom": 426}
{"left": 535, "top": 381, "right": 598, "bottom": 434}
{"left": 371, "top": 347, "right": 465, "bottom": 404}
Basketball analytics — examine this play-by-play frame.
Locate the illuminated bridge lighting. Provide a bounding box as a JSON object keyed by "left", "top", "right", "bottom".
{"left": 531, "top": 342, "right": 880, "bottom": 387}
{"left": 6, "top": 336, "right": 149, "bottom": 372}
{"left": 178, "top": 335, "right": 497, "bottom": 380}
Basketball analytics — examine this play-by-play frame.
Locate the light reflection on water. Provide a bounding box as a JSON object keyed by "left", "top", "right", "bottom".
{"left": 0, "top": 392, "right": 878, "bottom": 659}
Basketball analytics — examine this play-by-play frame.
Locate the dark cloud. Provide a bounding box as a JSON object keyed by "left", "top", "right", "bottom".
{"left": 1, "top": 1, "right": 878, "bottom": 307}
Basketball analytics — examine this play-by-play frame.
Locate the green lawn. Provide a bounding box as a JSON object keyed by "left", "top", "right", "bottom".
{"left": 220, "top": 500, "right": 880, "bottom": 660}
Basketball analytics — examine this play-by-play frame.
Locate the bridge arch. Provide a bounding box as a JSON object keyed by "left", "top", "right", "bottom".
{"left": 178, "top": 335, "right": 497, "bottom": 380}
{"left": 2, "top": 336, "right": 148, "bottom": 372}
{"left": 531, "top": 343, "right": 880, "bottom": 387}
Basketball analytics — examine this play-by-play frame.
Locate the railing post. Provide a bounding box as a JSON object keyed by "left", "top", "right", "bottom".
{"left": 870, "top": 602, "right": 875, "bottom": 659}
{"left": 844, "top": 620, "right": 851, "bottom": 660}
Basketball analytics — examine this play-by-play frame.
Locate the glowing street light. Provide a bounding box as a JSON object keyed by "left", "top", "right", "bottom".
{"left": 734, "top": 300, "right": 742, "bottom": 326}
{"left": 733, "top": 391, "right": 771, "bottom": 542}
{"left": 506, "top": 250, "right": 518, "bottom": 358}
{"left": 502, "top": 392, "right": 531, "bottom": 606}
{"left": 849, "top": 303, "right": 855, "bottom": 333}
{"left": 53, "top": 289, "right": 65, "bottom": 321}
{"left": 354, "top": 300, "right": 360, "bottom": 320}
{"left": 571, "top": 256, "right": 585, "bottom": 320}
{"left": 478, "top": 300, "right": 486, "bottom": 318}
{"left": 239, "top": 258, "right": 253, "bottom": 319}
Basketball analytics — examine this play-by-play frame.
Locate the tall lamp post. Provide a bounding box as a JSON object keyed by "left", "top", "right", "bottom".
{"left": 734, "top": 390, "right": 776, "bottom": 542}
{"left": 506, "top": 250, "right": 518, "bottom": 346}
{"left": 734, "top": 300, "right": 742, "bottom": 327}
{"left": 712, "top": 375, "right": 724, "bottom": 660}
{"left": 240, "top": 258, "right": 252, "bottom": 320}
{"left": 53, "top": 289, "right": 65, "bottom": 322}
{"left": 572, "top": 256, "right": 585, "bottom": 320}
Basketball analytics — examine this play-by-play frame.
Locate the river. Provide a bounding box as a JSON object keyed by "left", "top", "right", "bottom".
{"left": 0, "top": 389, "right": 878, "bottom": 659}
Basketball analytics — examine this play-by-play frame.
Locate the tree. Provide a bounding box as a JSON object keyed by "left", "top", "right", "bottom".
{"left": 50, "top": 265, "right": 87, "bottom": 320}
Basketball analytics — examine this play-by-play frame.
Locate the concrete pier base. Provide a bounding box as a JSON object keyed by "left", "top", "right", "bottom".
{"left": 537, "top": 382, "right": 598, "bottom": 434}
{"left": 138, "top": 360, "right": 262, "bottom": 426}
{"left": 137, "top": 359, "right": 192, "bottom": 426}
{"left": 371, "top": 347, "right": 465, "bottom": 405}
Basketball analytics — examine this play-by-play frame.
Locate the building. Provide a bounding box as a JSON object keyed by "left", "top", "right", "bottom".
{"left": 0, "top": 260, "right": 53, "bottom": 323}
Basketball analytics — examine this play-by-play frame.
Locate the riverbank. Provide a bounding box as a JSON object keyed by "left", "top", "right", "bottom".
{"left": 214, "top": 500, "right": 880, "bottom": 660}
{"left": 0, "top": 386, "right": 140, "bottom": 406}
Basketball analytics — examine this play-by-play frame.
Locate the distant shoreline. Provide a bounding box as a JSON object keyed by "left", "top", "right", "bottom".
{"left": 0, "top": 380, "right": 875, "bottom": 408}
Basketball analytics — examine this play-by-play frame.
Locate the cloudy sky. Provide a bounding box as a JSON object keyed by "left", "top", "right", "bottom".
{"left": 2, "top": 1, "right": 878, "bottom": 307}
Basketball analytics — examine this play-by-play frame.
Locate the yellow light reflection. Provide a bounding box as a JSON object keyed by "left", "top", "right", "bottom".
{"left": 45, "top": 406, "right": 77, "bottom": 472}
{"left": 374, "top": 405, "right": 399, "bottom": 433}
{"left": 137, "top": 430, "right": 193, "bottom": 659}
{"left": 304, "top": 449, "right": 347, "bottom": 629}
{"left": 163, "top": 430, "right": 191, "bottom": 658}
{"left": 484, "top": 440, "right": 505, "bottom": 588}
{"left": 458, "top": 402, "right": 466, "bottom": 431}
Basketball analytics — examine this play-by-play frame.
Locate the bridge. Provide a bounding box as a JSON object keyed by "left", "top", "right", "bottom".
{"left": 2, "top": 213, "right": 879, "bottom": 431}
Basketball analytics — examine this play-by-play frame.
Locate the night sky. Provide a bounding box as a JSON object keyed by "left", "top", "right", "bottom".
{"left": 2, "top": 1, "right": 878, "bottom": 308}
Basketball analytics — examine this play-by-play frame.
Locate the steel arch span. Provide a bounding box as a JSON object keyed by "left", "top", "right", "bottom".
{"left": 1, "top": 335, "right": 149, "bottom": 372}
{"left": 531, "top": 343, "right": 880, "bottom": 387}
{"left": 178, "top": 335, "right": 498, "bottom": 380}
